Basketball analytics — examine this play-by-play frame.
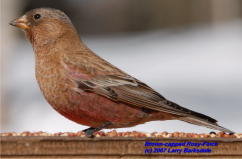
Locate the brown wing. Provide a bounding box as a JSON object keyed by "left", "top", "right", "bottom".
{"left": 74, "top": 74, "right": 217, "bottom": 122}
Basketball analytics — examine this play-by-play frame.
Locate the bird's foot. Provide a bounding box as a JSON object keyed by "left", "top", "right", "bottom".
{"left": 83, "top": 122, "right": 112, "bottom": 138}
{"left": 83, "top": 127, "right": 99, "bottom": 138}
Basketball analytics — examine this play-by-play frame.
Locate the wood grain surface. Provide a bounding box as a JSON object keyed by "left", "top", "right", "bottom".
{"left": 1, "top": 136, "right": 242, "bottom": 159}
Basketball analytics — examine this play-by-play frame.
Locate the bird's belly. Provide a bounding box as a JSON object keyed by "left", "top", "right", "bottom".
{"left": 37, "top": 73, "right": 170, "bottom": 128}
{"left": 54, "top": 90, "right": 153, "bottom": 128}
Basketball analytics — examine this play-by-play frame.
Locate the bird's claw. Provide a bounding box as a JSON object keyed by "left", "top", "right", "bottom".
{"left": 83, "top": 122, "right": 112, "bottom": 138}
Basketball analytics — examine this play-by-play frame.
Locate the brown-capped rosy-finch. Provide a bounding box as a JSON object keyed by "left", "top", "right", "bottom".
{"left": 10, "top": 8, "right": 233, "bottom": 137}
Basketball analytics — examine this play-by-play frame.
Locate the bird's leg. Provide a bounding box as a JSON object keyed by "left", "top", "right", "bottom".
{"left": 83, "top": 122, "right": 112, "bottom": 138}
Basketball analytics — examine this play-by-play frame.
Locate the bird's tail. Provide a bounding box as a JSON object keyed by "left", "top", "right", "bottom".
{"left": 166, "top": 100, "right": 234, "bottom": 133}
{"left": 179, "top": 116, "right": 234, "bottom": 134}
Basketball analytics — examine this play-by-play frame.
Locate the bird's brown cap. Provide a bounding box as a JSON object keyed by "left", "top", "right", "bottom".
{"left": 10, "top": 8, "right": 72, "bottom": 30}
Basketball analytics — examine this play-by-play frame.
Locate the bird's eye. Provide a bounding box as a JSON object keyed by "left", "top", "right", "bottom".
{"left": 34, "top": 14, "right": 41, "bottom": 20}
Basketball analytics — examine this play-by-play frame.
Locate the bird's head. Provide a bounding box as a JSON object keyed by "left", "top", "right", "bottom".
{"left": 10, "top": 8, "right": 78, "bottom": 47}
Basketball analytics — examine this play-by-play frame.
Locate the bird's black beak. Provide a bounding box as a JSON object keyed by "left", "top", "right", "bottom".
{"left": 10, "top": 15, "right": 29, "bottom": 30}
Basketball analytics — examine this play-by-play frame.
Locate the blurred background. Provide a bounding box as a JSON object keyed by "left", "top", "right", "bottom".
{"left": 1, "top": 0, "right": 242, "bottom": 133}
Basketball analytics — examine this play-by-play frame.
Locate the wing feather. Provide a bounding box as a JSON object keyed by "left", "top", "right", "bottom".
{"left": 76, "top": 75, "right": 204, "bottom": 117}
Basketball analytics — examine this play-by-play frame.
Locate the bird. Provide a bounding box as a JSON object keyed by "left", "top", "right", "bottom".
{"left": 10, "top": 8, "right": 233, "bottom": 137}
